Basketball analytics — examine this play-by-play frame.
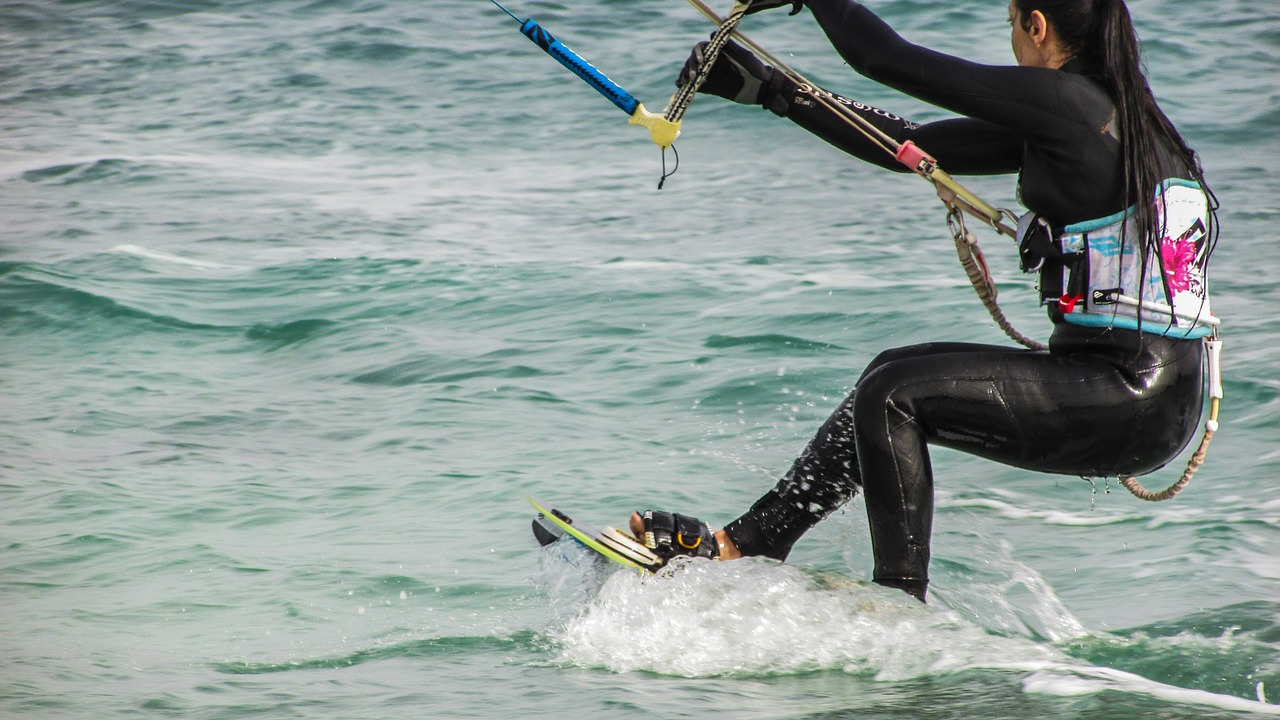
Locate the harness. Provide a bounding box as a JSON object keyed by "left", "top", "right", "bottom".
{"left": 1020, "top": 179, "right": 1219, "bottom": 339}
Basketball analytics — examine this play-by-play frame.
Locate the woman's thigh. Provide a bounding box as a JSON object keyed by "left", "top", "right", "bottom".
{"left": 853, "top": 342, "right": 1201, "bottom": 476}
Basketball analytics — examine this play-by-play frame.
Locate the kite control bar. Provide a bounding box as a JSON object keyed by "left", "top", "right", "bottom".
{"left": 490, "top": 0, "right": 681, "bottom": 148}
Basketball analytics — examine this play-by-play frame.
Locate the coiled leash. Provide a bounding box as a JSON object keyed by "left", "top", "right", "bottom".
{"left": 1117, "top": 333, "right": 1223, "bottom": 501}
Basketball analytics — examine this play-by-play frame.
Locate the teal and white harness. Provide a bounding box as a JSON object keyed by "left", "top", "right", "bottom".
{"left": 1052, "top": 179, "right": 1218, "bottom": 338}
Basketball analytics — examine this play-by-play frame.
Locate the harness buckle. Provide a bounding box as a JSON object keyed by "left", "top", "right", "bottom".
{"left": 1016, "top": 212, "right": 1056, "bottom": 274}
{"left": 1092, "top": 289, "right": 1120, "bottom": 305}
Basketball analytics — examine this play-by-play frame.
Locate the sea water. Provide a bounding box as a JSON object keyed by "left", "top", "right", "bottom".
{"left": 2, "top": 0, "right": 1278, "bottom": 717}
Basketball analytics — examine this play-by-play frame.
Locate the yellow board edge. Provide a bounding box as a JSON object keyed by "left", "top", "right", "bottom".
{"left": 528, "top": 496, "right": 643, "bottom": 570}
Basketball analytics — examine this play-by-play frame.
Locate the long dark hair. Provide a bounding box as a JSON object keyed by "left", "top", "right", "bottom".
{"left": 1016, "top": 0, "right": 1217, "bottom": 280}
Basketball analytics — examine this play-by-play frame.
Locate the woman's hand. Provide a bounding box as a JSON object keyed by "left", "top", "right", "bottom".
{"left": 676, "top": 38, "right": 776, "bottom": 105}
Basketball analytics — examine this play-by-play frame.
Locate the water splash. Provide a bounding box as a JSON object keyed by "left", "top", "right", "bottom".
{"left": 933, "top": 537, "right": 1089, "bottom": 643}
{"left": 536, "top": 545, "right": 1280, "bottom": 715}
{"left": 542, "top": 553, "right": 1059, "bottom": 678}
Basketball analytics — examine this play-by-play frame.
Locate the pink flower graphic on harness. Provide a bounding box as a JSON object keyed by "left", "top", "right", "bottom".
{"left": 1161, "top": 235, "right": 1197, "bottom": 293}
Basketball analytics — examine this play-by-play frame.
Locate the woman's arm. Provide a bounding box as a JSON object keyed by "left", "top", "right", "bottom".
{"left": 771, "top": 82, "right": 1023, "bottom": 174}
{"left": 804, "top": 0, "right": 1098, "bottom": 143}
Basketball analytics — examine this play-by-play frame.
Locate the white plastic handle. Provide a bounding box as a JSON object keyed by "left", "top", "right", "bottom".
{"left": 1206, "top": 339, "right": 1223, "bottom": 400}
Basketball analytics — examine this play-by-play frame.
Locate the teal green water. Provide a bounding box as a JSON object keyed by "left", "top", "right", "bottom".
{"left": 2, "top": 0, "right": 1278, "bottom": 717}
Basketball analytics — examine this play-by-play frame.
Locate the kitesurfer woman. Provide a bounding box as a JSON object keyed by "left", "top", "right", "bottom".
{"left": 628, "top": 0, "right": 1218, "bottom": 602}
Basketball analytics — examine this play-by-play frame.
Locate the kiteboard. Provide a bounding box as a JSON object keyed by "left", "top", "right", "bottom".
{"left": 529, "top": 497, "right": 663, "bottom": 572}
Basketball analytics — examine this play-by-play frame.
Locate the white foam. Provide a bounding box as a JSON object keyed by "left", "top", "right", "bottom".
{"left": 549, "top": 558, "right": 1059, "bottom": 679}
{"left": 947, "top": 495, "right": 1135, "bottom": 526}
{"left": 1023, "top": 664, "right": 1280, "bottom": 715}
{"left": 109, "top": 244, "right": 238, "bottom": 270}
{"left": 540, "top": 554, "right": 1280, "bottom": 715}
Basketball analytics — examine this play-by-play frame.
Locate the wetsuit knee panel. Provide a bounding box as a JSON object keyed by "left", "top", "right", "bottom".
{"left": 850, "top": 359, "right": 923, "bottom": 436}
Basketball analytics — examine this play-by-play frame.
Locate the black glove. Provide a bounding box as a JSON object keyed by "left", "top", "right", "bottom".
{"left": 676, "top": 38, "right": 776, "bottom": 105}
{"left": 740, "top": 0, "right": 804, "bottom": 15}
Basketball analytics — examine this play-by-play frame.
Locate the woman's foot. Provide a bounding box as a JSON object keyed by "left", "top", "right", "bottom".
{"left": 629, "top": 512, "right": 742, "bottom": 560}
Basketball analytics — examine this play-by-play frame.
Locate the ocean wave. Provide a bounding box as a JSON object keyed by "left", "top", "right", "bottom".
{"left": 213, "top": 632, "right": 537, "bottom": 674}
{"left": 704, "top": 332, "right": 840, "bottom": 354}
{"left": 245, "top": 318, "right": 341, "bottom": 351}
{"left": 0, "top": 263, "right": 223, "bottom": 334}
{"left": 1059, "top": 601, "right": 1280, "bottom": 707}
{"left": 19, "top": 158, "right": 162, "bottom": 186}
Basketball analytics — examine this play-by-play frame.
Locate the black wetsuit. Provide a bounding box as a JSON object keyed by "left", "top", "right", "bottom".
{"left": 721, "top": 0, "right": 1206, "bottom": 600}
